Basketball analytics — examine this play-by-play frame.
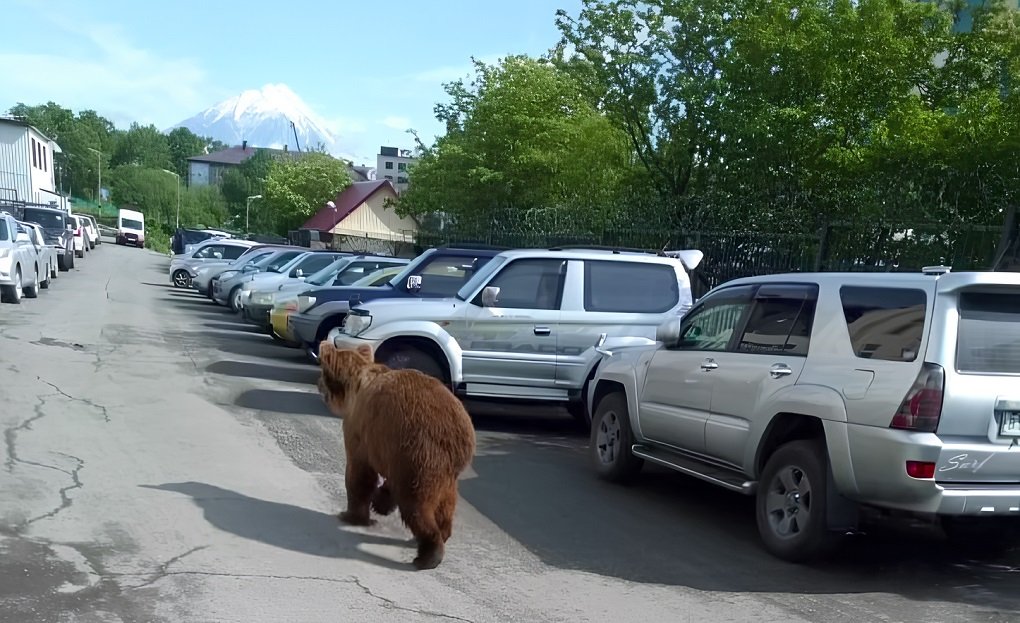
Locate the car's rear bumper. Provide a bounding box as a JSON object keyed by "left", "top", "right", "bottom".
{"left": 848, "top": 424, "right": 1020, "bottom": 516}
{"left": 288, "top": 313, "right": 319, "bottom": 345}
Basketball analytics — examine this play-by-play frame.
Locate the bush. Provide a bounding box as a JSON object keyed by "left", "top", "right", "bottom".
{"left": 145, "top": 228, "right": 171, "bottom": 254}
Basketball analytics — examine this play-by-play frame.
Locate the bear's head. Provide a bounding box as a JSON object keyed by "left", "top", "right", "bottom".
{"left": 317, "top": 341, "right": 379, "bottom": 416}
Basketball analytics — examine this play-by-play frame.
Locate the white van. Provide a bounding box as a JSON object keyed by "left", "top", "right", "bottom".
{"left": 117, "top": 208, "right": 145, "bottom": 247}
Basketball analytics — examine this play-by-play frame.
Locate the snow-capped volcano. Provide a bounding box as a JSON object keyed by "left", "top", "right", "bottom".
{"left": 171, "top": 84, "right": 355, "bottom": 160}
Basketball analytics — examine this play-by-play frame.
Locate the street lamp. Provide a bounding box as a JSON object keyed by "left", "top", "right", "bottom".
{"left": 86, "top": 147, "right": 102, "bottom": 204}
{"left": 160, "top": 169, "right": 181, "bottom": 229}
{"left": 246, "top": 195, "right": 263, "bottom": 232}
{"left": 326, "top": 201, "right": 336, "bottom": 249}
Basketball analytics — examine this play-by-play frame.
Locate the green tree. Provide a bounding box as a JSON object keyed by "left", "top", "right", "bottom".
{"left": 107, "top": 164, "right": 178, "bottom": 228}
{"left": 261, "top": 152, "right": 352, "bottom": 235}
{"left": 110, "top": 123, "right": 172, "bottom": 170}
{"left": 165, "top": 127, "right": 211, "bottom": 178}
{"left": 399, "top": 55, "right": 637, "bottom": 236}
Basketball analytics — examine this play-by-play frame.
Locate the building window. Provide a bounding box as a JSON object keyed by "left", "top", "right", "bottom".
{"left": 397, "top": 162, "right": 406, "bottom": 171}
{"left": 384, "top": 175, "right": 394, "bottom": 181}
{"left": 42, "top": 146, "right": 47, "bottom": 172}
{"left": 384, "top": 161, "right": 394, "bottom": 170}
{"left": 397, "top": 176, "right": 409, "bottom": 184}
{"left": 31, "top": 138, "right": 38, "bottom": 168}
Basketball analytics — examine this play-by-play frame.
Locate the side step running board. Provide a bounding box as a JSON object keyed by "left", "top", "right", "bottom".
{"left": 631, "top": 444, "right": 757, "bottom": 495}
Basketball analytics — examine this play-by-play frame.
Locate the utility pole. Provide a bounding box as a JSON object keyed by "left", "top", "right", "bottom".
{"left": 160, "top": 169, "right": 181, "bottom": 228}
{"left": 246, "top": 195, "right": 262, "bottom": 232}
{"left": 86, "top": 147, "right": 102, "bottom": 204}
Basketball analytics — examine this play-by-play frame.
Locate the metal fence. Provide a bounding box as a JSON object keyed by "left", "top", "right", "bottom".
{"left": 415, "top": 219, "right": 1015, "bottom": 299}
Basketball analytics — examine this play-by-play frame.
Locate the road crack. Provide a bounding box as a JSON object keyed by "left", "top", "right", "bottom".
{"left": 349, "top": 575, "right": 476, "bottom": 622}
{"left": 4, "top": 395, "right": 54, "bottom": 473}
{"left": 37, "top": 377, "right": 112, "bottom": 423}
{"left": 22, "top": 453, "right": 85, "bottom": 527}
{"left": 125, "top": 545, "right": 210, "bottom": 590}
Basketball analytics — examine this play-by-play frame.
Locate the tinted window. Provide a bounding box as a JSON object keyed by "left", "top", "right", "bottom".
{"left": 334, "top": 261, "right": 405, "bottom": 286}
{"left": 194, "top": 244, "right": 225, "bottom": 259}
{"left": 265, "top": 251, "right": 303, "bottom": 270}
{"left": 738, "top": 286, "right": 818, "bottom": 356}
{"left": 957, "top": 291, "right": 1020, "bottom": 374}
{"left": 22, "top": 209, "right": 64, "bottom": 229}
{"left": 676, "top": 286, "right": 754, "bottom": 352}
{"left": 293, "top": 254, "right": 339, "bottom": 277}
{"left": 412, "top": 254, "right": 492, "bottom": 297}
{"left": 476, "top": 258, "right": 565, "bottom": 310}
{"left": 222, "top": 245, "right": 251, "bottom": 260}
{"left": 121, "top": 218, "right": 143, "bottom": 230}
{"left": 840, "top": 286, "right": 927, "bottom": 362}
{"left": 0, "top": 219, "right": 8, "bottom": 241}
{"left": 584, "top": 260, "right": 679, "bottom": 313}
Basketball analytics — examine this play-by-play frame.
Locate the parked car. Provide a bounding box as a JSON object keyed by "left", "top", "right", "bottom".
{"left": 11, "top": 204, "right": 75, "bottom": 271}
{"left": 79, "top": 214, "right": 99, "bottom": 249}
{"left": 67, "top": 214, "right": 89, "bottom": 259}
{"left": 289, "top": 246, "right": 506, "bottom": 364}
{"left": 585, "top": 266, "right": 1020, "bottom": 562}
{"left": 244, "top": 254, "right": 409, "bottom": 335}
{"left": 0, "top": 212, "right": 43, "bottom": 303}
{"left": 190, "top": 246, "right": 286, "bottom": 296}
{"left": 329, "top": 247, "right": 702, "bottom": 422}
{"left": 268, "top": 263, "right": 408, "bottom": 346}
{"left": 18, "top": 221, "right": 56, "bottom": 287}
{"left": 168, "top": 238, "right": 260, "bottom": 288}
{"left": 236, "top": 250, "right": 348, "bottom": 310}
{"left": 211, "top": 247, "right": 310, "bottom": 310}
{"left": 172, "top": 227, "right": 230, "bottom": 256}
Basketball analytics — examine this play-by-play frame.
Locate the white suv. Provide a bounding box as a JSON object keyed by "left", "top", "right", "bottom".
{"left": 0, "top": 212, "right": 43, "bottom": 303}
{"left": 330, "top": 247, "right": 703, "bottom": 423}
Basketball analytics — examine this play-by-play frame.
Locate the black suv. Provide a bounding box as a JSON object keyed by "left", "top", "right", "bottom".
{"left": 288, "top": 246, "right": 505, "bottom": 363}
{"left": 9, "top": 205, "right": 76, "bottom": 271}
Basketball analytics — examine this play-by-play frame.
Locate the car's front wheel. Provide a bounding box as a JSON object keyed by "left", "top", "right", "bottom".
{"left": 590, "top": 391, "right": 644, "bottom": 484}
{"left": 755, "top": 439, "right": 841, "bottom": 563}
{"left": 172, "top": 270, "right": 191, "bottom": 289}
{"left": 379, "top": 346, "right": 446, "bottom": 383}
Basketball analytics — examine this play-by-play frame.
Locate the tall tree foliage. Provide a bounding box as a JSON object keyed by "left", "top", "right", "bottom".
{"left": 262, "top": 152, "right": 352, "bottom": 235}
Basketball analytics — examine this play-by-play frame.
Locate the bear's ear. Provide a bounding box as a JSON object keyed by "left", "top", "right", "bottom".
{"left": 319, "top": 340, "right": 336, "bottom": 365}
{"left": 355, "top": 343, "right": 374, "bottom": 362}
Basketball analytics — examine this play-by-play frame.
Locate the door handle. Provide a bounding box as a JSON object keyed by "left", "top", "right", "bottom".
{"left": 534, "top": 326, "right": 551, "bottom": 336}
{"left": 700, "top": 358, "right": 718, "bottom": 371}
{"left": 769, "top": 364, "right": 793, "bottom": 378}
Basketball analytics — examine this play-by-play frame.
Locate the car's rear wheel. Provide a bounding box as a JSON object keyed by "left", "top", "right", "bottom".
{"left": 756, "top": 439, "right": 841, "bottom": 562}
{"left": 172, "top": 270, "right": 191, "bottom": 289}
{"left": 229, "top": 286, "right": 244, "bottom": 313}
{"left": 24, "top": 268, "right": 39, "bottom": 298}
{"left": 590, "top": 391, "right": 644, "bottom": 484}
{"left": 2, "top": 269, "right": 23, "bottom": 304}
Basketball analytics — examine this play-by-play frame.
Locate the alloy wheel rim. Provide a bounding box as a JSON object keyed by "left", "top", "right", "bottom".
{"left": 595, "top": 411, "right": 622, "bottom": 465}
{"left": 765, "top": 465, "right": 813, "bottom": 539}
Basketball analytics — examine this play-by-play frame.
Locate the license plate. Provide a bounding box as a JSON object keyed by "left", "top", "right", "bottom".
{"left": 998, "top": 411, "right": 1020, "bottom": 437}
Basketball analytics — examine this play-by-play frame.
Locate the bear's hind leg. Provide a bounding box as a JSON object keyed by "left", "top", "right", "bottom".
{"left": 339, "top": 458, "right": 378, "bottom": 526}
{"left": 435, "top": 482, "right": 458, "bottom": 543}
{"left": 399, "top": 497, "right": 445, "bottom": 570}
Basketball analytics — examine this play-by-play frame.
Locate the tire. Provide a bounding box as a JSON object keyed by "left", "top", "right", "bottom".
{"left": 40, "top": 268, "right": 50, "bottom": 290}
{"left": 75, "top": 248, "right": 84, "bottom": 258}
{"left": 24, "top": 268, "right": 39, "bottom": 298}
{"left": 590, "top": 392, "right": 644, "bottom": 484}
{"left": 229, "top": 286, "right": 244, "bottom": 313}
{"left": 2, "top": 268, "right": 23, "bottom": 304}
{"left": 380, "top": 346, "right": 445, "bottom": 382}
{"left": 755, "top": 439, "right": 841, "bottom": 563}
{"left": 50, "top": 261, "right": 58, "bottom": 279}
{"left": 172, "top": 270, "right": 191, "bottom": 289}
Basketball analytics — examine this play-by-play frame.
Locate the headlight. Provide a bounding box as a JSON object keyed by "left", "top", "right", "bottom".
{"left": 219, "top": 270, "right": 239, "bottom": 280}
{"left": 251, "top": 291, "right": 275, "bottom": 306}
{"left": 296, "top": 295, "right": 317, "bottom": 313}
{"left": 343, "top": 313, "right": 372, "bottom": 337}
{"left": 273, "top": 293, "right": 299, "bottom": 311}
{"left": 0, "top": 248, "right": 9, "bottom": 259}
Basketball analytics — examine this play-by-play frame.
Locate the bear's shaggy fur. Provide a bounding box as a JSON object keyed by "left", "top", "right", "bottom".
{"left": 317, "top": 341, "right": 476, "bottom": 570}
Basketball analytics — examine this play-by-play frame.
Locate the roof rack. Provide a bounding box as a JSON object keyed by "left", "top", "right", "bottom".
{"left": 922, "top": 265, "right": 952, "bottom": 276}
{"left": 548, "top": 244, "right": 660, "bottom": 255}
{"left": 436, "top": 243, "right": 512, "bottom": 251}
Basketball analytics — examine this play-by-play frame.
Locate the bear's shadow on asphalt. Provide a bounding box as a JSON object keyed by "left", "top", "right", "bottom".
{"left": 141, "top": 482, "right": 417, "bottom": 572}
{"left": 165, "top": 287, "right": 1020, "bottom": 608}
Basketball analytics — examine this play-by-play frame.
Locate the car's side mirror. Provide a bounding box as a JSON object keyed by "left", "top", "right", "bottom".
{"left": 66, "top": 223, "right": 74, "bottom": 232}
{"left": 294, "top": 268, "right": 304, "bottom": 278}
{"left": 242, "top": 264, "right": 257, "bottom": 272}
{"left": 481, "top": 286, "right": 500, "bottom": 307}
{"left": 656, "top": 315, "right": 683, "bottom": 349}
{"left": 406, "top": 275, "right": 422, "bottom": 293}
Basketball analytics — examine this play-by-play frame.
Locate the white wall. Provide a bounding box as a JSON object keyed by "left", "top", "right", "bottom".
{"left": 189, "top": 161, "right": 211, "bottom": 187}
{"left": 0, "top": 122, "right": 57, "bottom": 204}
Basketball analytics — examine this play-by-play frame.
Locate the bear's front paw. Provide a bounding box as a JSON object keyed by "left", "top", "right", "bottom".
{"left": 338, "top": 510, "right": 376, "bottom": 526}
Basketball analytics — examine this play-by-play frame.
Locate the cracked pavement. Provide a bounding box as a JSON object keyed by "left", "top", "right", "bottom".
{"left": 2, "top": 241, "right": 1020, "bottom": 623}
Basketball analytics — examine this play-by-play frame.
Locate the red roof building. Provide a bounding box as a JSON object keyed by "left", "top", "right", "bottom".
{"left": 301, "top": 180, "right": 418, "bottom": 245}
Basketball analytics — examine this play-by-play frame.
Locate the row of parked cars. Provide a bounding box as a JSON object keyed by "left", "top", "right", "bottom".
{"left": 169, "top": 236, "right": 1020, "bottom": 563}
{"left": 0, "top": 205, "right": 104, "bottom": 303}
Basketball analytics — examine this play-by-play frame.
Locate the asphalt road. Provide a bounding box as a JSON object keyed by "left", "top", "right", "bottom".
{"left": 1, "top": 242, "right": 1019, "bottom": 623}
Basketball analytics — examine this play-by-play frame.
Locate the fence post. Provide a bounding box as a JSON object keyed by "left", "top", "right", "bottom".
{"left": 813, "top": 223, "right": 831, "bottom": 272}
{"left": 991, "top": 204, "right": 1017, "bottom": 271}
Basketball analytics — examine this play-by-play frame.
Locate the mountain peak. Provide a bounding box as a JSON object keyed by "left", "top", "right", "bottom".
{"left": 171, "top": 84, "right": 359, "bottom": 161}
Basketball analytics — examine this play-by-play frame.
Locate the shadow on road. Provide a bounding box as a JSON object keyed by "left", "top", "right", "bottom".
{"left": 208, "top": 360, "right": 321, "bottom": 385}
{"left": 141, "top": 482, "right": 415, "bottom": 571}
{"left": 235, "top": 388, "right": 333, "bottom": 417}
{"left": 204, "top": 322, "right": 266, "bottom": 335}
{"left": 458, "top": 433, "right": 1020, "bottom": 610}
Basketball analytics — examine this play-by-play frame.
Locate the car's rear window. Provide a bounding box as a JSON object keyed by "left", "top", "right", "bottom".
{"left": 957, "top": 291, "right": 1020, "bottom": 374}
{"left": 839, "top": 286, "right": 927, "bottom": 362}
{"left": 584, "top": 260, "right": 680, "bottom": 313}
{"left": 23, "top": 209, "right": 64, "bottom": 229}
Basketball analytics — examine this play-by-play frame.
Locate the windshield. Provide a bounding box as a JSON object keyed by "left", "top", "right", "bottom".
{"left": 306, "top": 257, "right": 353, "bottom": 286}
{"left": 182, "top": 230, "right": 215, "bottom": 245}
{"left": 121, "top": 218, "right": 143, "bottom": 230}
{"left": 265, "top": 251, "right": 306, "bottom": 273}
{"left": 351, "top": 266, "right": 406, "bottom": 287}
{"left": 23, "top": 209, "right": 65, "bottom": 229}
{"left": 456, "top": 256, "right": 507, "bottom": 300}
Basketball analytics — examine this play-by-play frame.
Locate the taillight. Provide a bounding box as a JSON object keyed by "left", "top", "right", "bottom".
{"left": 906, "top": 461, "right": 936, "bottom": 479}
{"left": 890, "top": 363, "right": 945, "bottom": 433}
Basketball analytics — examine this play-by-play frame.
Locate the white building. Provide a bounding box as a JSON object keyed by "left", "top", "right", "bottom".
{"left": 0, "top": 117, "right": 65, "bottom": 208}
{"left": 375, "top": 145, "right": 417, "bottom": 194}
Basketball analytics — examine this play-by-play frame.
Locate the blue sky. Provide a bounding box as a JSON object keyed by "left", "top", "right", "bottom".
{"left": 0, "top": 0, "right": 582, "bottom": 164}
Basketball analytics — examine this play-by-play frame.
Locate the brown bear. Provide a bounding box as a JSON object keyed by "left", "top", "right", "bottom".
{"left": 317, "top": 341, "right": 476, "bottom": 570}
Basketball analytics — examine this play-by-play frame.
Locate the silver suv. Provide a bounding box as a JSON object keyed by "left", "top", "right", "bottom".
{"left": 330, "top": 246, "right": 703, "bottom": 422}
{"left": 0, "top": 212, "right": 43, "bottom": 303}
{"left": 587, "top": 266, "right": 1020, "bottom": 561}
